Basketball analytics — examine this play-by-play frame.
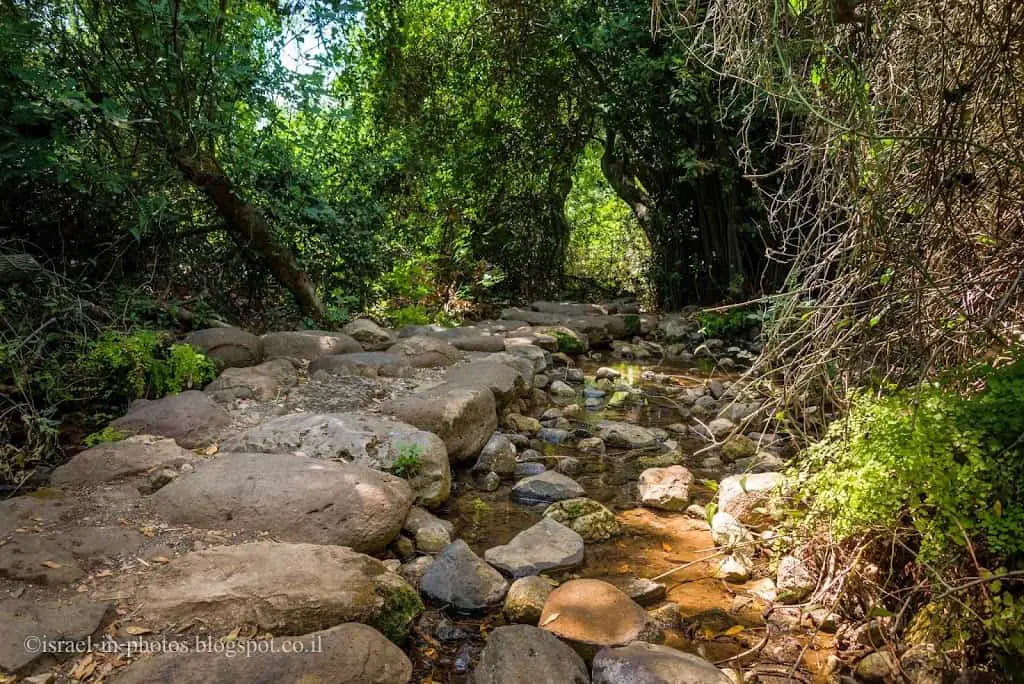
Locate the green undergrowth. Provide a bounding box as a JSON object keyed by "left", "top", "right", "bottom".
{"left": 800, "top": 353, "right": 1024, "bottom": 659}
{"left": 697, "top": 306, "right": 763, "bottom": 338}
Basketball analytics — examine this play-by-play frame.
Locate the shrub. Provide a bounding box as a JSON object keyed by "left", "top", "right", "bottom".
{"left": 697, "top": 307, "right": 762, "bottom": 338}
{"left": 82, "top": 426, "right": 127, "bottom": 448}
{"left": 390, "top": 443, "right": 424, "bottom": 479}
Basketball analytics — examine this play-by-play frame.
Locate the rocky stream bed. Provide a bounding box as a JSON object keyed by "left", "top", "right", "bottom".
{"left": 0, "top": 302, "right": 900, "bottom": 684}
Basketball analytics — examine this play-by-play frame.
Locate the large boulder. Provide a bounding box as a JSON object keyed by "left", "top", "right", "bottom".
{"left": 484, "top": 518, "right": 585, "bottom": 578}
{"left": 592, "top": 642, "right": 730, "bottom": 684}
{"left": 596, "top": 421, "right": 659, "bottom": 450}
{"left": 184, "top": 327, "right": 262, "bottom": 368}
{"left": 1, "top": 595, "right": 110, "bottom": 672}
{"left": 221, "top": 412, "right": 450, "bottom": 507}
{"left": 388, "top": 335, "right": 464, "bottom": 367}
{"left": 203, "top": 358, "right": 298, "bottom": 402}
{"left": 382, "top": 385, "right": 497, "bottom": 462}
{"left": 420, "top": 540, "right": 508, "bottom": 612}
{"left": 501, "top": 308, "right": 562, "bottom": 326}
{"left": 342, "top": 318, "right": 396, "bottom": 351}
{"left": 473, "top": 625, "right": 590, "bottom": 684}
{"left": 544, "top": 498, "right": 620, "bottom": 542}
{"left": 445, "top": 361, "right": 529, "bottom": 408}
{"left": 309, "top": 352, "right": 413, "bottom": 378}
{"left": 532, "top": 301, "right": 608, "bottom": 316}
{"left": 50, "top": 435, "right": 194, "bottom": 487}
{"left": 111, "top": 391, "right": 230, "bottom": 448}
{"left": 133, "top": 542, "right": 422, "bottom": 640}
{"left": 718, "top": 472, "right": 785, "bottom": 528}
{"left": 0, "top": 526, "right": 145, "bottom": 585}
{"left": 539, "top": 579, "right": 648, "bottom": 654}
{"left": 111, "top": 624, "right": 411, "bottom": 684}
{"left": 261, "top": 330, "right": 362, "bottom": 361}
{"left": 511, "top": 472, "right": 585, "bottom": 505}
{"left": 503, "top": 342, "right": 550, "bottom": 373}
{"left": 638, "top": 466, "right": 694, "bottom": 511}
{"left": 151, "top": 452, "right": 412, "bottom": 552}
{"left": 450, "top": 334, "right": 508, "bottom": 353}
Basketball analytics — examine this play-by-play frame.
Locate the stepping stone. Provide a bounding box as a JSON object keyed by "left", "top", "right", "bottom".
{"left": 50, "top": 436, "right": 194, "bottom": 487}
{"left": 387, "top": 335, "right": 464, "bottom": 367}
{"left": 204, "top": 358, "right": 298, "bottom": 401}
{"left": 595, "top": 421, "right": 659, "bottom": 450}
{"left": 472, "top": 433, "right": 517, "bottom": 477}
{"left": 473, "top": 625, "right": 589, "bottom": 684}
{"left": 450, "top": 335, "right": 507, "bottom": 353}
{"left": 445, "top": 361, "right": 529, "bottom": 408}
{"left": 112, "top": 623, "right": 411, "bottom": 684}
{"left": 111, "top": 391, "right": 230, "bottom": 448}
{"left": 544, "top": 498, "right": 620, "bottom": 542}
{"left": 420, "top": 540, "right": 508, "bottom": 612}
{"left": 151, "top": 452, "right": 412, "bottom": 552}
{"left": 504, "top": 576, "right": 557, "bottom": 624}
{"left": 342, "top": 318, "right": 396, "bottom": 351}
{"left": 221, "top": 412, "right": 450, "bottom": 507}
{"left": 484, "top": 518, "right": 584, "bottom": 578}
{"left": 382, "top": 385, "right": 497, "bottom": 462}
{"left": 184, "top": 327, "right": 262, "bottom": 368}
{"left": 539, "top": 579, "right": 647, "bottom": 654}
{"left": 0, "top": 526, "right": 145, "bottom": 585}
{"left": 511, "top": 471, "right": 585, "bottom": 505}
{"left": 309, "top": 352, "right": 413, "bottom": 378}
{"left": 261, "top": 330, "right": 362, "bottom": 361}
{"left": 638, "top": 466, "right": 694, "bottom": 511}
{"left": 0, "top": 596, "right": 110, "bottom": 672}
{"left": 592, "top": 641, "right": 730, "bottom": 684}
{"left": 134, "top": 542, "right": 421, "bottom": 639}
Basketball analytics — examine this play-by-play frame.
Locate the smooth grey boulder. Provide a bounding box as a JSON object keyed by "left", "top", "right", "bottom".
{"left": 473, "top": 625, "right": 590, "bottom": 684}
{"left": 382, "top": 385, "right": 497, "bottom": 462}
{"left": 0, "top": 526, "right": 145, "bottom": 585}
{"left": 388, "top": 335, "right": 464, "bottom": 367}
{"left": 0, "top": 596, "right": 110, "bottom": 672}
{"left": 309, "top": 352, "right": 413, "bottom": 378}
{"left": 592, "top": 642, "right": 730, "bottom": 684}
{"left": 342, "top": 318, "right": 396, "bottom": 351}
{"left": 473, "top": 433, "right": 518, "bottom": 477}
{"left": 445, "top": 360, "right": 529, "bottom": 408}
{"left": 450, "top": 334, "right": 507, "bottom": 353}
{"left": 111, "top": 391, "right": 230, "bottom": 448}
{"left": 221, "top": 411, "right": 450, "bottom": 507}
{"left": 596, "top": 421, "right": 659, "bottom": 450}
{"left": 204, "top": 358, "right": 298, "bottom": 401}
{"left": 511, "top": 471, "right": 585, "bottom": 505}
{"left": 484, "top": 518, "right": 585, "bottom": 578}
{"left": 261, "top": 330, "right": 362, "bottom": 361}
{"left": 184, "top": 327, "right": 262, "bottom": 368}
{"left": 151, "top": 452, "right": 412, "bottom": 552}
{"left": 420, "top": 540, "right": 508, "bottom": 612}
{"left": 51, "top": 435, "right": 194, "bottom": 487}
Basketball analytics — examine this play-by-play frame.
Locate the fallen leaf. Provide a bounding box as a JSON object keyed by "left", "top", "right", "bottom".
{"left": 221, "top": 626, "right": 241, "bottom": 642}
{"left": 123, "top": 625, "right": 152, "bottom": 636}
{"left": 70, "top": 653, "right": 96, "bottom": 680}
{"left": 14, "top": 527, "right": 30, "bottom": 533}
{"left": 151, "top": 556, "right": 171, "bottom": 564}
{"left": 41, "top": 560, "right": 62, "bottom": 569}
{"left": 618, "top": 563, "right": 631, "bottom": 573}
{"left": 541, "top": 612, "right": 560, "bottom": 626}
{"left": 661, "top": 542, "right": 673, "bottom": 552}
{"left": 139, "top": 527, "right": 157, "bottom": 538}
{"left": 94, "top": 570, "right": 114, "bottom": 578}
{"left": 721, "top": 624, "right": 745, "bottom": 637}
{"left": 205, "top": 444, "right": 219, "bottom": 456}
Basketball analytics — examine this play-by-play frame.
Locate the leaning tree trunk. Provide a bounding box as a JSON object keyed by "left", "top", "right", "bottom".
{"left": 172, "top": 149, "right": 326, "bottom": 324}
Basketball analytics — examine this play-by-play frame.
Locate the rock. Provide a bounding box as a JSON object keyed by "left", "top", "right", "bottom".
{"left": 343, "top": 318, "right": 396, "bottom": 351}
{"left": 110, "top": 391, "right": 230, "bottom": 448}
{"left": 710, "top": 512, "right": 752, "bottom": 549}
{"left": 577, "top": 437, "right": 605, "bottom": 455}
{"left": 445, "top": 361, "right": 529, "bottom": 408}
{"left": 473, "top": 625, "right": 589, "bottom": 684}
{"left": 152, "top": 452, "right": 412, "bottom": 552}
{"left": 403, "top": 507, "right": 454, "bottom": 553}
{"left": 639, "top": 603, "right": 682, "bottom": 640}
{"left": 111, "top": 623, "right": 411, "bottom": 684}
{"left": 400, "top": 556, "right": 434, "bottom": 589}
{"left": 544, "top": 497, "right": 620, "bottom": 542}
{"left": 483, "top": 352, "right": 537, "bottom": 386}
{"left": 550, "top": 380, "right": 576, "bottom": 397}
{"left": 855, "top": 651, "right": 901, "bottom": 683}
{"left": 776, "top": 555, "right": 816, "bottom": 603}
{"left": 593, "top": 641, "right": 731, "bottom": 684}
{"left": 505, "top": 413, "right": 541, "bottom": 434}
{"left": 184, "top": 327, "right": 262, "bottom": 368}
{"left": 717, "top": 554, "right": 751, "bottom": 583}
{"left": 532, "top": 301, "right": 608, "bottom": 316}
{"left": 477, "top": 471, "right": 501, "bottom": 491}
{"left": 554, "top": 456, "right": 582, "bottom": 476}
{"left": 502, "top": 308, "right": 562, "bottom": 325}
{"left": 733, "top": 450, "right": 785, "bottom": 474}
{"left": 608, "top": 391, "right": 633, "bottom": 408}
{"left": 50, "top": 436, "right": 194, "bottom": 487}
{"left": 901, "top": 644, "right": 952, "bottom": 684}
{"left": 538, "top": 427, "right": 571, "bottom": 444}
{"left": 534, "top": 326, "right": 590, "bottom": 356}
{"left": 515, "top": 462, "right": 546, "bottom": 477}
{"left": 638, "top": 466, "right": 694, "bottom": 511}
{"left": 539, "top": 579, "right": 648, "bottom": 653}
{"left": 261, "top": 330, "right": 362, "bottom": 361}
{"left": 309, "top": 352, "right": 413, "bottom": 378}
{"left": 450, "top": 334, "right": 507, "bottom": 353}
{"left": 697, "top": 418, "right": 735, "bottom": 440}
{"left": 147, "top": 467, "right": 178, "bottom": 491}
{"left": 135, "top": 542, "right": 421, "bottom": 640}
{"left": 511, "top": 471, "right": 585, "bottom": 504}
{"left": 204, "top": 358, "right": 298, "bottom": 401}
{"left": 613, "top": 578, "right": 667, "bottom": 607}
{"left": 420, "top": 540, "right": 508, "bottom": 612}
{"left": 0, "top": 526, "right": 145, "bottom": 585}
{"left": 388, "top": 335, "right": 464, "bottom": 367}
{"left": 720, "top": 434, "right": 756, "bottom": 462}
{"left": 222, "top": 412, "right": 450, "bottom": 507}
{"left": 718, "top": 472, "right": 784, "bottom": 527}
{"left": 383, "top": 385, "right": 497, "bottom": 462}
{"left": 504, "top": 342, "right": 551, "bottom": 373}
{"left": 504, "top": 576, "right": 557, "bottom": 624}
{"left": 595, "top": 367, "right": 621, "bottom": 380}
{"left": 473, "top": 433, "right": 518, "bottom": 477}
{"left": 0, "top": 596, "right": 110, "bottom": 672}
{"left": 596, "top": 421, "right": 658, "bottom": 449}
{"left": 484, "top": 518, "right": 585, "bottom": 577}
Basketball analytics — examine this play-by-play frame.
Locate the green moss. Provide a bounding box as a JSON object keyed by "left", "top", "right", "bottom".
{"left": 370, "top": 583, "right": 424, "bottom": 644}
{"left": 623, "top": 314, "right": 641, "bottom": 336}
{"left": 83, "top": 426, "right": 127, "bottom": 447}
{"left": 551, "top": 330, "right": 585, "bottom": 355}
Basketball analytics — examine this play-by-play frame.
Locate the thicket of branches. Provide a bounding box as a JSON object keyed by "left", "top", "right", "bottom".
{"left": 661, "top": 0, "right": 1024, "bottom": 406}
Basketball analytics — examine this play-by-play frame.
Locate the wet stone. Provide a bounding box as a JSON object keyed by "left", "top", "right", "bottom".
{"left": 511, "top": 471, "right": 585, "bottom": 505}
{"left": 484, "top": 518, "right": 585, "bottom": 578}
{"left": 420, "top": 540, "right": 508, "bottom": 612}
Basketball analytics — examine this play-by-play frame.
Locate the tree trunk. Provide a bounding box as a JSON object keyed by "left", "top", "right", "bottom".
{"left": 171, "top": 149, "right": 326, "bottom": 324}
